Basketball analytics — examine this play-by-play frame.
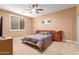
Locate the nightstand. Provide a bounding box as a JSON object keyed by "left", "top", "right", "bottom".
{"left": 54, "top": 31, "right": 62, "bottom": 42}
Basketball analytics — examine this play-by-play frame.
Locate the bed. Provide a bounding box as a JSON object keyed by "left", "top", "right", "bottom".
{"left": 22, "top": 30, "right": 55, "bottom": 49}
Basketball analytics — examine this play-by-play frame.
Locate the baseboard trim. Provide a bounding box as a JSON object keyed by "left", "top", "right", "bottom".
{"left": 64, "top": 39, "right": 79, "bottom": 44}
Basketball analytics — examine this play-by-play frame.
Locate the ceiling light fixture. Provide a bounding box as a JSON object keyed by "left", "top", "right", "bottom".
{"left": 24, "top": 4, "right": 43, "bottom": 14}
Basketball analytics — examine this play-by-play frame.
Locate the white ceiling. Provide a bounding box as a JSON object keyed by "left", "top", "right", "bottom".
{"left": 0, "top": 4, "right": 77, "bottom": 17}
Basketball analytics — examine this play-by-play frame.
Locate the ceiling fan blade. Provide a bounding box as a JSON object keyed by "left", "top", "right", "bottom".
{"left": 35, "top": 4, "right": 38, "bottom": 8}
{"left": 32, "top": 5, "right": 35, "bottom": 8}
{"left": 36, "top": 11, "right": 39, "bottom": 13}
{"left": 36, "top": 9, "right": 43, "bottom": 11}
{"left": 32, "top": 4, "right": 38, "bottom": 8}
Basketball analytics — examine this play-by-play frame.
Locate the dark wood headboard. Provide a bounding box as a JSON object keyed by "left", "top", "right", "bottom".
{"left": 36, "top": 30, "right": 63, "bottom": 41}
{"left": 36, "top": 30, "right": 55, "bottom": 40}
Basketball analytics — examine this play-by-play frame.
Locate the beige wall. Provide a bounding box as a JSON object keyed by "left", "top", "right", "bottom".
{"left": 0, "top": 10, "right": 33, "bottom": 37}
{"left": 33, "top": 7, "right": 76, "bottom": 41}
{"left": 77, "top": 5, "right": 79, "bottom": 13}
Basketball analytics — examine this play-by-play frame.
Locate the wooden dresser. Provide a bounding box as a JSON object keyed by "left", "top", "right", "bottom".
{"left": 54, "top": 31, "right": 62, "bottom": 42}
{"left": 0, "top": 36, "right": 13, "bottom": 55}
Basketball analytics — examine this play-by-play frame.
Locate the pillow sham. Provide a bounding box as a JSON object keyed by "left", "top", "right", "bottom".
{"left": 39, "top": 32, "right": 52, "bottom": 35}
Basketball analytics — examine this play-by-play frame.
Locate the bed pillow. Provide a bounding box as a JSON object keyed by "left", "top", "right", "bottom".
{"left": 39, "top": 32, "right": 44, "bottom": 35}
{"left": 39, "top": 32, "right": 52, "bottom": 35}
{"left": 46, "top": 32, "right": 52, "bottom": 35}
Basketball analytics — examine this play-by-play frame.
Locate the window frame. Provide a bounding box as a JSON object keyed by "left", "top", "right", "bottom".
{"left": 9, "top": 15, "right": 26, "bottom": 31}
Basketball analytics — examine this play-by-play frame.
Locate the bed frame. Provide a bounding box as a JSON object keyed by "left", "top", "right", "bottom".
{"left": 22, "top": 30, "right": 55, "bottom": 49}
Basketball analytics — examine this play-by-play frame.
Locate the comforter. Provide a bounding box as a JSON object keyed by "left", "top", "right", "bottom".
{"left": 22, "top": 34, "right": 52, "bottom": 48}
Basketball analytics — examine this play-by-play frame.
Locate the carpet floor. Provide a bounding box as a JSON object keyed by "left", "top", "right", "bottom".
{"left": 13, "top": 38, "right": 79, "bottom": 55}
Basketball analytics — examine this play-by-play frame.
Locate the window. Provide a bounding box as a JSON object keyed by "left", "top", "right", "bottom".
{"left": 10, "top": 15, "right": 26, "bottom": 31}
{"left": 19, "top": 18, "right": 25, "bottom": 29}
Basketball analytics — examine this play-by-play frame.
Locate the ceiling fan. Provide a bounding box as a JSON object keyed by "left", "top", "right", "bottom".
{"left": 24, "top": 4, "right": 43, "bottom": 14}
